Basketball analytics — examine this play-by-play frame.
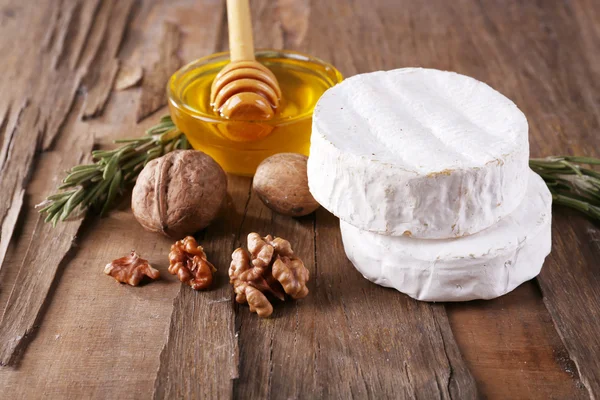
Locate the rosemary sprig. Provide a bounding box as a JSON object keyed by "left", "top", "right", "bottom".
{"left": 530, "top": 156, "right": 600, "bottom": 221}
{"left": 38, "top": 115, "right": 189, "bottom": 225}
{"left": 40, "top": 113, "right": 600, "bottom": 225}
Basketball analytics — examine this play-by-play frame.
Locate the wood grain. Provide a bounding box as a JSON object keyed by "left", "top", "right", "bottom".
{"left": 0, "top": 0, "right": 134, "bottom": 268}
{"left": 240, "top": 3, "right": 476, "bottom": 397}
{"left": 0, "top": 0, "right": 142, "bottom": 366}
{"left": 447, "top": 283, "right": 588, "bottom": 399}
{"left": 81, "top": 0, "right": 136, "bottom": 120}
{"left": 136, "top": 22, "right": 181, "bottom": 122}
{"left": 0, "top": 150, "right": 91, "bottom": 366}
{"left": 0, "top": 0, "right": 597, "bottom": 399}
{"left": 153, "top": 176, "right": 248, "bottom": 399}
{"left": 0, "top": 0, "right": 203, "bottom": 394}
{"left": 232, "top": 188, "right": 321, "bottom": 399}
{"left": 539, "top": 213, "right": 600, "bottom": 398}
{"left": 314, "top": 210, "right": 477, "bottom": 399}
{"left": 0, "top": 101, "right": 93, "bottom": 365}
{"left": 454, "top": 1, "right": 600, "bottom": 398}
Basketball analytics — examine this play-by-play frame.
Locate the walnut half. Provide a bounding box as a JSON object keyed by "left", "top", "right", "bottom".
{"left": 104, "top": 251, "right": 160, "bottom": 286}
{"left": 169, "top": 236, "right": 217, "bottom": 290}
{"left": 229, "top": 233, "right": 309, "bottom": 317}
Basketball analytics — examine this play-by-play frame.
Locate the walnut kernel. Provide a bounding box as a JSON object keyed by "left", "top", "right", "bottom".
{"left": 272, "top": 256, "right": 309, "bottom": 299}
{"left": 104, "top": 251, "right": 160, "bottom": 286}
{"left": 169, "top": 236, "right": 217, "bottom": 290}
{"left": 229, "top": 233, "right": 309, "bottom": 317}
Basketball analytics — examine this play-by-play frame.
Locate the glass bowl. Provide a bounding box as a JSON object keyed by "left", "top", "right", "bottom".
{"left": 168, "top": 49, "right": 343, "bottom": 176}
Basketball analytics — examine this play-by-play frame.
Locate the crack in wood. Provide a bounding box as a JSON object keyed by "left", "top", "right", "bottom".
{"left": 0, "top": 0, "right": 595, "bottom": 398}
{"left": 153, "top": 177, "right": 250, "bottom": 399}
{"left": 0, "top": 103, "right": 16, "bottom": 175}
{"left": 0, "top": 0, "right": 138, "bottom": 366}
{"left": 431, "top": 305, "right": 479, "bottom": 400}
{"left": 51, "top": 1, "right": 81, "bottom": 71}
{"left": 539, "top": 215, "right": 600, "bottom": 399}
{"left": 136, "top": 22, "right": 181, "bottom": 123}
{"left": 0, "top": 103, "right": 41, "bottom": 276}
{"left": 266, "top": 335, "right": 274, "bottom": 400}
{"left": 0, "top": 137, "right": 91, "bottom": 366}
{"left": 81, "top": 0, "right": 136, "bottom": 120}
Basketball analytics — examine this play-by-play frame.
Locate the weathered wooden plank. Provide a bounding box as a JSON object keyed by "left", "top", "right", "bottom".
{"left": 0, "top": 98, "right": 93, "bottom": 365}
{"left": 148, "top": 1, "right": 250, "bottom": 398}
{"left": 431, "top": 305, "right": 481, "bottom": 400}
{"left": 0, "top": 146, "right": 91, "bottom": 366}
{"left": 230, "top": 4, "right": 320, "bottom": 396}
{"left": 0, "top": 0, "right": 138, "bottom": 276}
{"left": 232, "top": 191, "right": 475, "bottom": 398}
{"left": 447, "top": 283, "right": 588, "bottom": 399}
{"left": 0, "top": 189, "right": 23, "bottom": 279}
{"left": 232, "top": 189, "right": 318, "bottom": 399}
{"left": 459, "top": 1, "right": 600, "bottom": 398}
{"left": 153, "top": 176, "right": 248, "bottom": 399}
{"left": 0, "top": 103, "right": 183, "bottom": 397}
{"left": 0, "top": 0, "right": 230, "bottom": 395}
{"left": 0, "top": 102, "right": 39, "bottom": 276}
{"left": 0, "top": 0, "right": 597, "bottom": 398}
{"left": 539, "top": 214, "right": 600, "bottom": 398}
{"left": 0, "top": 0, "right": 147, "bottom": 366}
{"left": 314, "top": 210, "right": 477, "bottom": 399}
{"left": 81, "top": 0, "right": 136, "bottom": 120}
{"left": 136, "top": 22, "right": 181, "bottom": 122}
{"left": 535, "top": 0, "right": 600, "bottom": 396}
{"left": 0, "top": 67, "right": 186, "bottom": 400}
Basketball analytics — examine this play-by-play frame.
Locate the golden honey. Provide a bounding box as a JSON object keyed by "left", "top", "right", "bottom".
{"left": 168, "top": 50, "right": 343, "bottom": 176}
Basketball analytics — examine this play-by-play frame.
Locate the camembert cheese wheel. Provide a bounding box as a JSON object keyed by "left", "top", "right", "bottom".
{"left": 340, "top": 171, "right": 551, "bottom": 302}
{"left": 308, "top": 68, "right": 530, "bottom": 238}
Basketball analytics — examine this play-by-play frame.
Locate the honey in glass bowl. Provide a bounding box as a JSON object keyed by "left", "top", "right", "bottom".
{"left": 168, "top": 50, "right": 343, "bottom": 176}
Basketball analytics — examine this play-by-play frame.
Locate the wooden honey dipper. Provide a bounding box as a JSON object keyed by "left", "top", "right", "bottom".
{"left": 210, "top": 0, "right": 282, "bottom": 120}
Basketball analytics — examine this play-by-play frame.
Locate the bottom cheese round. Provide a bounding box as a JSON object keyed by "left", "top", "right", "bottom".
{"left": 340, "top": 171, "right": 552, "bottom": 302}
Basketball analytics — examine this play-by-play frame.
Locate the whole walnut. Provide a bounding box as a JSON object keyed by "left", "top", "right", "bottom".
{"left": 253, "top": 153, "right": 320, "bottom": 217}
{"left": 132, "top": 150, "right": 227, "bottom": 238}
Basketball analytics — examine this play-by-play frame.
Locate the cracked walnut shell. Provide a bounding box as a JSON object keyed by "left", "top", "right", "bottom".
{"left": 229, "top": 233, "right": 309, "bottom": 317}
{"left": 104, "top": 251, "right": 160, "bottom": 286}
{"left": 169, "top": 236, "right": 217, "bottom": 290}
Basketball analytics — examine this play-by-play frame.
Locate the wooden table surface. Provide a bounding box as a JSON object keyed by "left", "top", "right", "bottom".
{"left": 0, "top": 0, "right": 598, "bottom": 399}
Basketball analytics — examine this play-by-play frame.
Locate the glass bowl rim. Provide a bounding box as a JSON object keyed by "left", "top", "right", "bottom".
{"left": 167, "top": 49, "right": 343, "bottom": 124}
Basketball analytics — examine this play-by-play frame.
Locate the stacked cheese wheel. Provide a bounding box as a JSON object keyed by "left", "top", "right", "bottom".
{"left": 307, "top": 68, "right": 552, "bottom": 302}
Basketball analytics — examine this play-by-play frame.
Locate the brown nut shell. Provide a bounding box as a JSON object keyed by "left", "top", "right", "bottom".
{"left": 132, "top": 150, "right": 227, "bottom": 238}
{"left": 253, "top": 153, "right": 320, "bottom": 217}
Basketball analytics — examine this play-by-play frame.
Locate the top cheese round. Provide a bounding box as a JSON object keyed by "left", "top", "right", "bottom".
{"left": 308, "top": 68, "right": 529, "bottom": 238}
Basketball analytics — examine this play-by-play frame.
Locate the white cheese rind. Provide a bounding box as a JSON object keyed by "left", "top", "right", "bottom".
{"left": 308, "top": 68, "right": 530, "bottom": 238}
{"left": 340, "top": 171, "right": 552, "bottom": 302}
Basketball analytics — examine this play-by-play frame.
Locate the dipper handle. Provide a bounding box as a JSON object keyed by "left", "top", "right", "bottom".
{"left": 227, "top": 0, "right": 255, "bottom": 62}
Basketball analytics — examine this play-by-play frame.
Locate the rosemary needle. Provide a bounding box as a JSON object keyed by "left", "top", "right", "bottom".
{"left": 38, "top": 116, "right": 189, "bottom": 225}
